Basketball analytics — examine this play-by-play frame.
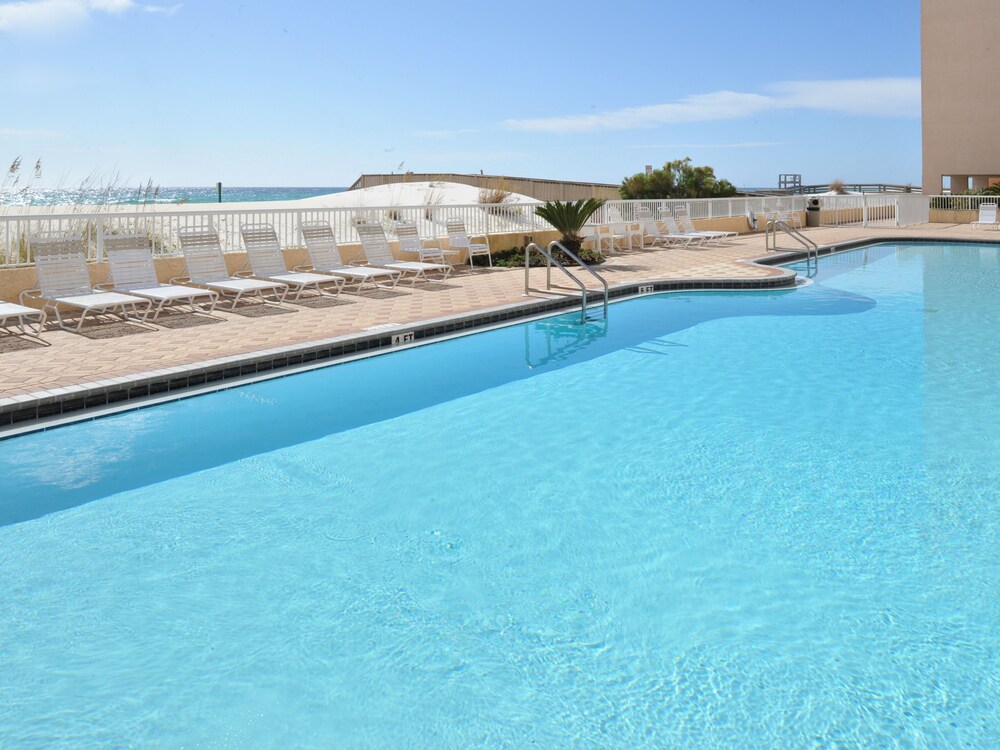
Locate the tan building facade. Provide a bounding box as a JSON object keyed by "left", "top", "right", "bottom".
{"left": 922, "top": 0, "right": 1000, "bottom": 194}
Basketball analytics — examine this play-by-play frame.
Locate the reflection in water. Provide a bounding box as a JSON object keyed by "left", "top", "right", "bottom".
{"left": 524, "top": 317, "right": 609, "bottom": 369}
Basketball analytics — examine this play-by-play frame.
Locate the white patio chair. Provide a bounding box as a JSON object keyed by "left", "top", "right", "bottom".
{"left": 176, "top": 227, "right": 288, "bottom": 307}
{"left": 102, "top": 234, "right": 219, "bottom": 320}
{"left": 971, "top": 202, "right": 999, "bottom": 229}
{"left": 298, "top": 221, "right": 402, "bottom": 290}
{"left": 355, "top": 222, "right": 452, "bottom": 282}
{"left": 20, "top": 234, "right": 151, "bottom": 332}
{"left": 605, "top": 206, "right": 644, "bottom": 250}
{"left": 0, "top": 301, "right": 46, "bottom": 341}
{"left": 395, "top": 221, "right": 460, "bottom": 265}
{"left": 775, "top": 201, "right": 802, "bottom": 229}
{"left": 673, "top": 208, "right": 738, "bottom": 243}
{"left": 445, "top": 218, "right": 492, "bottom": 267}
{"left": 240, "top": 224, "right": 343, "bottom": 301}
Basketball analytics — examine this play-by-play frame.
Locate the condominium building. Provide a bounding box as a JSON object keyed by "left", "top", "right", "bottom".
{"left": 922, "top": 0, "right": 1000, "bottom": 193}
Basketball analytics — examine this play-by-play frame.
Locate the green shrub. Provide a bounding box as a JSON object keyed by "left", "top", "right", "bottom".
{"left": 487, "top": 245, "right": 605, "bottom": 268}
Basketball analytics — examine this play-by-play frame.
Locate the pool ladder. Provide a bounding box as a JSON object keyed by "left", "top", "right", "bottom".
{"left": 523, "top": 241, "right": 609, "bottom": 324}
{"left": 765, "top": 219, "right": 819, "bottom": 273}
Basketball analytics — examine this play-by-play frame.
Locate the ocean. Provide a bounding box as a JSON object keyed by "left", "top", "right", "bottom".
{"left": 0, "top": 186, "right": 346, "bottom": 207}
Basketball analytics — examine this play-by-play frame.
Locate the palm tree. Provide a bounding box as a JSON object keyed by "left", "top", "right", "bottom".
{"left": 534, "top": 198, "right": 607, "bottom": 253}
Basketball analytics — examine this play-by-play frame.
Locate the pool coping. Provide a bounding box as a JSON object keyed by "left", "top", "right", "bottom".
{"left": 1, "top": 235, "right": 995, "bottom": 435}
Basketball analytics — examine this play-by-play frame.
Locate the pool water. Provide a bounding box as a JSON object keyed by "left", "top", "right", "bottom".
{"left": 1, "top": 243, "right": 998, "bottom": 747}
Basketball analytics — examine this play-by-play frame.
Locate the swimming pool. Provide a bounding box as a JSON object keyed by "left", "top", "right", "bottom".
{"left": 2, "top": 242, "right": 998, "bottom": 747}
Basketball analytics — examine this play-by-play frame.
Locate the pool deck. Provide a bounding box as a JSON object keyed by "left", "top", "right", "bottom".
{"left": 1, "top": 222, "right": 996, "bottom": 427}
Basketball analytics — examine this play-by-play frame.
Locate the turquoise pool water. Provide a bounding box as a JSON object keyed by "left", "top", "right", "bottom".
{"left": 1, "top": 242, "right": 998, "bottom": 747}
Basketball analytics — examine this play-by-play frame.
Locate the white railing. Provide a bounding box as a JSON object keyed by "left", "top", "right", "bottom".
{"left": 816, "top": 194, "right": 929, "bottom": 228}
{"left": 0, "top": 202, "right": 553, "bottom": 268}
{"left": 0, "top": 194, "right": 937, "bottom": 269}
{"left": 896, "top": 194, "right": 931, "bottom": 226}
{"left": 0, "top": 196, "right": 800, "bottom": 268}
{"left": 928, "top": 194, "right": 999, "bottom": 211}
{"left": 592, "top": 196, "right": 806, "bottom": 224}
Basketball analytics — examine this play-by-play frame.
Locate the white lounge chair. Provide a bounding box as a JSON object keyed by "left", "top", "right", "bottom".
{"left": 971, "top": 202, "right": 999, "bottom": 229}
{"left": 355, "top": 222, "right": 452, "bottom": 282}
{"left": 445, "top": 218, "right": 492, "bottom": 267}
{"left": 0, "top": 301, "right": 46, "bottom": 341}
{"left": 395, "top": 221, "right": 460, "bottom": 265}
{"left": 673, "top": 208, "right": 738, "bottom": 243}
{"left": 21, "top": 234, "right": 151, "bottom": 332}
{"left": 102, "top": 234, "right": 219, "bottom": 320}
{"left": 635, "top": 208, "right": 695, "bottom": 247}
{"left": 240, "top": 224, "right": 343, "bottom": 301}
{"left": 176, "top": 227, "right": 288, "bottom": 307}
{"left": 298, "top": 221, "right": 402, "bottom": 290}
{"left": 659, "top": 214, "right": 709, "bottom": 247}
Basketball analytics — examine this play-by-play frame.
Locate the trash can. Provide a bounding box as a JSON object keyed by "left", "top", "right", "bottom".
{"left": 806, "top": 198, "right": 821, "bottom": 227}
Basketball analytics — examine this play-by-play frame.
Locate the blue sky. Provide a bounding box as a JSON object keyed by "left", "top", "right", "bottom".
{"left": 0, "top": 0, "right": 922, "bottom": 188}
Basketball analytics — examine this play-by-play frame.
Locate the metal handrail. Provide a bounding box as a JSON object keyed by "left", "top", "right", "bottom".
{"left": 522, "top": 241, "right": 608, "bottom": 324}
{"left": 549, "top": 241, "right": 608, "bottom": 319}
{"left": 765, "top": 219, "right": 819, "bottom": 271}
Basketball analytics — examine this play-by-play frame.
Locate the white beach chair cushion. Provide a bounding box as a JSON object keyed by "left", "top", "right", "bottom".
{"left": 53, "top": 291, "right": 150, "bottom": 309}
{"left": 0, "top": 302, "right": 43, "bottom": 319}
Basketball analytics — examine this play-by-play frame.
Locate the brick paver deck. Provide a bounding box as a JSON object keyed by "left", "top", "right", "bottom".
{"left": 0, "top": 223, "right": 994, "bottom": 401}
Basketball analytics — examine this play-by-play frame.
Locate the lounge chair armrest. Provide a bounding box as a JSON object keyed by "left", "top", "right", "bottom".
{"left": 169, "top": 274, "right": 192, "bottom": 284}
{"left": 93, "top": 281, "right": 115, "bottom": 291}
{"left": 292, "top": 264, "right": 313, "bottom": 272}
{"left": 18, "top": 288, "right": 42, "bottom": 305}
{"left": 233, "top": 270, "right": 255, "bottom": 278}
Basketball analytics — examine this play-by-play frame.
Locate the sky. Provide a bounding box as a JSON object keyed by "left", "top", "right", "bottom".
{"left": 0, "top": 0, "right": 922, "bottom": 189}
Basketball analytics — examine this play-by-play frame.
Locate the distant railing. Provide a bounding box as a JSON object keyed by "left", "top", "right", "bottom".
{"left": 739, "top": 184, "right": 921, "bottom": 196}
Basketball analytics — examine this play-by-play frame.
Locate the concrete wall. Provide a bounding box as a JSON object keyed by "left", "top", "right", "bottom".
{"left": 922, "top": 0, "right": 1000, "bottom": 193}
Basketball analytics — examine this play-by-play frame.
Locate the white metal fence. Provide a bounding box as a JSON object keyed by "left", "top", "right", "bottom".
{"left": 0, "top": 197, "right": 797, "bottom": 268}
{"left": 928, "top": 194, "right": 999, "bottom": 211}
{"left": 0, "top": 194, "right": 940, "bottom": 269}
{"left": 0, "top": 203, "right": 552, "bottom": 268}
{"left": 816, "top": 194, "right": 929, "bottom": 228}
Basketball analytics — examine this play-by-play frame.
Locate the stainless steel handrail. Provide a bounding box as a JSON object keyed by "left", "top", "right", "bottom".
{"left": 765, "top": 219, "right": 819, "bottom": 264}
{"left": 548, "top": 241, "right": 609, "bottom": 320}
{"left": 522, "top": 241, "right": 609, "bottom": 324}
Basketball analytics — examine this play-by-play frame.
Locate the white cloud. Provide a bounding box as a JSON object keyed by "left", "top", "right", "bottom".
{"left": 504, "top": 92, "right": 772, "bottom": 133}
{"left": 503, "top": 78, "right": 921, "bottom": 133}
{"left": 87, "top": 0, "right": 133, "bottom": 11}
{"left": 0, "top": 0, "right": 89, "bottom": 32}
{"left": 143, "top": 3, "right": 180, "bottom": 15}
{"left": 0, "top": 0, "right": 176, "bottom": 32}
{"left": 771, "top": 78, "right": 921, "bottom": 117}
